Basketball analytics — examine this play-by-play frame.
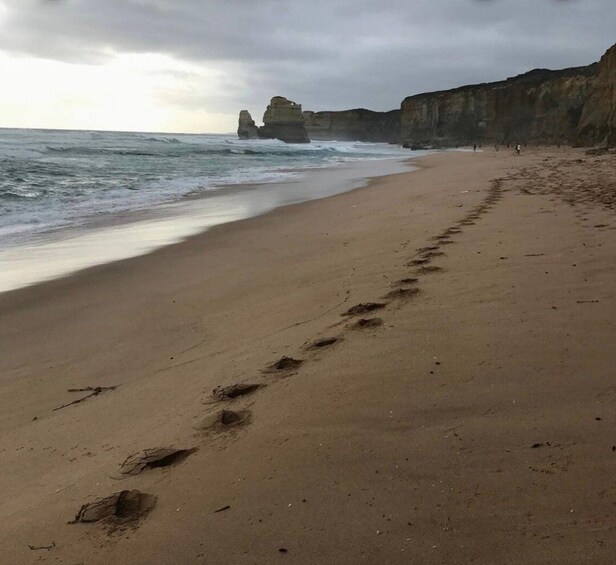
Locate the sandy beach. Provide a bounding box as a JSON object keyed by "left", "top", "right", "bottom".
{"left": 1, "top": 148, "right": 615, "bottom": 564}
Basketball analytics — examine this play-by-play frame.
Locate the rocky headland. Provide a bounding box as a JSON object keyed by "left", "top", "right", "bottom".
{"left": 239, "top": 42, "right": 615, "bottom": 147}
{"left": 256, "top": 96, "right": 310, "bottom": 143}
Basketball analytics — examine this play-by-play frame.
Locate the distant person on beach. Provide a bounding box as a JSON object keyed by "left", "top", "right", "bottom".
{"left": 515, "top": 144, "right": 521, "bottom": 155}
{"left": 473, "top": 144, "right": 477, "bottom": 152}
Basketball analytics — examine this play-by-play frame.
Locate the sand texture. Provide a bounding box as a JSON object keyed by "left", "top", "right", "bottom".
{"left": 0, "top": 148, "right": 615, "bottom": 564}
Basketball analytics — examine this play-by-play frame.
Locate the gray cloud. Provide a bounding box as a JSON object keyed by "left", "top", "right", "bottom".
{"left": 1, "top": 0, "right": 614, "bottom": 120}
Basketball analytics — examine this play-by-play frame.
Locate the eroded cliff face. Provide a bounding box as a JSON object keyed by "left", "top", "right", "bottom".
{"left": 578, "top": 44, "right": 616, "bottom": 146}
{"left": 237, "top": 43, "right": 614, "bottom": 147}
{"left": 399, "top": 65, "right": 598, "bottom": 147}
{"left": 303, "top": 109, "right": 400, "bottom": 142}
{"left": 257, "top": 96, "right": 310, "bottom": 143}
{"left": 237, "top": 110, "right": 258, "bottom": 140}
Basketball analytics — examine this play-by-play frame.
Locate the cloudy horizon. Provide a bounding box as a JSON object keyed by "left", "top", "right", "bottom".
{"left": 0, "top": 0, "right": 614, "bottom": 133}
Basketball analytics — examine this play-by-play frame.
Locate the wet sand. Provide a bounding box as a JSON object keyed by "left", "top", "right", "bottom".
{"left": 0, "top": 148, "right": 615, "bottom": 564}
{"left": 0, "top": 157, "right": 415, "bottom": 293}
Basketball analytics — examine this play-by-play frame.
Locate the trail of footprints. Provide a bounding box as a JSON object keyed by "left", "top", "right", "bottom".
{"left": 514, "top": 152, "right": 615, "bottom": 212}
{"left": 71, "top": 180, "right": 505, "bottom": 532}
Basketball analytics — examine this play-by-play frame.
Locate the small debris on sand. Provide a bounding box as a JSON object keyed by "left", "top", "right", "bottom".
{"left": 54, "top": 385, "right": 118, "bottom": 411}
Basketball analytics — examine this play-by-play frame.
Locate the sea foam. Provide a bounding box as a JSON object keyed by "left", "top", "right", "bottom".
{"left": 0, "top": 129, "right": 409, "bottom": 250}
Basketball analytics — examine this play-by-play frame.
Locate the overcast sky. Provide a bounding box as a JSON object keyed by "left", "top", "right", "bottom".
{"left": 0, "top": 0, "right": 614, "bottom": 133}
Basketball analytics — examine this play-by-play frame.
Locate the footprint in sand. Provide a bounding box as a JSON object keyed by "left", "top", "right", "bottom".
{"left": 444, "top": 228, "right": 462, "bottom": 235}
{"left": 416, "top": 265, "right": 444, "bottom": 275}
{"left": 352, "top": 318, "right": 383, "bottom": 329}
{"left": 304, "top": 337, "right": 341, "bottom": 351}
{"left": 263, "top": 356, "right": 304, "bottom": 373}
{"left": 342, "top": 302, "right": 387, "bottom": 316}
{"left": 71, "top": 490, "right": 156, "bottom": 526}
{"left": 212, "top": 383, "right": 263, "bottom": 400}
{"left": 419, "top": 251, "right": 446, "bottom": 259}
{"left": 382, "top": 287, "right": 421, "bottom": 301}
{"left": 116, "top": 447, "right": 197, "bottom": 477}
{"left": 393, "top": 277, "right": 418, "bottom": 286}
{"left": 195, "top": 408, "right": 251, "bottom": 431}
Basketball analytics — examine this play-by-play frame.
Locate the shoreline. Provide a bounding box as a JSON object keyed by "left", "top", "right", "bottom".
{"left": 1, "top": 148, "right": 614, "bottom": 564}
{"left": 0, "top": 154, "right": 420, "bottom": 294}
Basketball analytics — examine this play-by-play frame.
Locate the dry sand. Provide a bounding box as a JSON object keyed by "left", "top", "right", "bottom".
{"left": 0, "top": 148, "right": 615, "bottom": 564}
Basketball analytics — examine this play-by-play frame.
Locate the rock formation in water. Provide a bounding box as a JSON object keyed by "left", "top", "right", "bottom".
{"left": 257, "top": 96, "right": 310, "bottom": 143}
{"left": 303, "top": 109, "right": 400, "bottom": 142}
{"left": 399, "top": 65, "right": 598, "bottom": 148}
{"left": 238, "top": 43, "right": 615, "bottom": 147}
{"left": 237, "top": 110, "right": 258, "bottom": 140}
{"left": 578, "top": 43, "right": 616, "bottom": 147}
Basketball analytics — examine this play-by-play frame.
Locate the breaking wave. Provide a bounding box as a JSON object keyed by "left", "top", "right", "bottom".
{"left": 0, "top": 128, "right": 408, "bottom": 248}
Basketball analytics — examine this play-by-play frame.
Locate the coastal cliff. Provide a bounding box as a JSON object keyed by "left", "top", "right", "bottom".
{"left": 238, "top": 43, "right": 615, "bottom": 147}
{"left": 303, "top": 109, "right": 400, "bottom": 142}
{"left": 399, "top": 65, "right": 597, "bottom": 147}
{"left": 257, "top": 96, "right": 310, "bottom": 144}
{"left": 578, "top": 43, "right": 616, "bottom": 146}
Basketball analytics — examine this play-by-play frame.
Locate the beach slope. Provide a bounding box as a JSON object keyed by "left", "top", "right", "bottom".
{"left": 0, "top": 149, "right": 615, "bottom": 564}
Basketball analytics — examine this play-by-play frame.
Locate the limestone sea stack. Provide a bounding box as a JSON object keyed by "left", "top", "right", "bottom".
{"left": 237, "top": 110, "right": 258, "bottom": 140}
{"left": 258, "top": 96, "right": 310, "bottom": 143}
{"left": 578, "top": 43, "right": 616, "bottom": 147}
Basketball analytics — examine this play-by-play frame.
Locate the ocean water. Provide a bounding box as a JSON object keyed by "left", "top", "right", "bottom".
{"left": 0, "top": 128, "right": 421, "bottom": 292}
{"left": 0, "top": 128, "right": 410, "bottom": 248}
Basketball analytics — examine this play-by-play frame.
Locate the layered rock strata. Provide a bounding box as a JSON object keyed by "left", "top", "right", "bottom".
{"left": 257, "top": 96, "right": 310, "bottom": 143}
{"left": 237, "top": 43, "right": 615, "bottom": 147}
{"left": 303, "top": 109, "right": 400, "bottom": 142}
{"left": 399, "top": 65, "right": 598, "bottom": 147}
{"left": 578, "top": 43, "right": 616, "bottom": 146}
